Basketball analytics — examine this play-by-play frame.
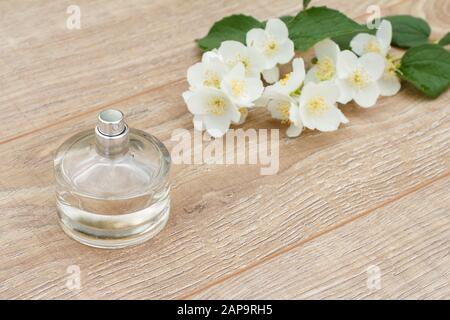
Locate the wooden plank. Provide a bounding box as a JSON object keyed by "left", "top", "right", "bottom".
{"left": 0, "top": 81, "right": 448, "bottom": 299}
{"left": 0, "top": 0, "right": 449, "bottom": 299}
{"left": 191, "top": 176, "right": 450, "bottom": 299}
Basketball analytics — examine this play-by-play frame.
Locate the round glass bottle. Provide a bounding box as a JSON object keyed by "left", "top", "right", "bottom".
{"left": 54, "top": 109, "right": 171, "bottom": 249}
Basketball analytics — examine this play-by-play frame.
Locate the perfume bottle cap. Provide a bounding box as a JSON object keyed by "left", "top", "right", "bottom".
{"left": 97, "top": 109, "right": 126, "bottom": 136}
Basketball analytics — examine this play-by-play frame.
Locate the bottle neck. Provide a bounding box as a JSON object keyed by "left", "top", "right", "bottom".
{"left": 95, "top": 125, "right": 130, "bottom": 157}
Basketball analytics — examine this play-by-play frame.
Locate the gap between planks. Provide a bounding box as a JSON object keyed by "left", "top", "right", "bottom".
{"left": 177, "top": 170, "right": 450, "bottom": 299}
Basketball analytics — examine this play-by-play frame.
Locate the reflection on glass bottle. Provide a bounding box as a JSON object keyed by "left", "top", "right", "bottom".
{"left": 54, "top": 109, "right": 171, "bottom": 249}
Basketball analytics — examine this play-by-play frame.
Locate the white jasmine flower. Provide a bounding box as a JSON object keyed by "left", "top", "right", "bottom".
{"left": 221, "top": 62, "right": 264, "bottom": 107}
{"left": 218, "top": 40, "right": 265, "bottom": 77}
{"left": 265, "top": 91, "right": 303, "bottom": 138}
{"left": 305, "top": 39, "right": 340, "bottom": 84}
{"left": 336, "top": 50, "right": 385, "bottom": 108}
{"left": 378, "top": 55, "right": 401, "bottom": 96}
{"left": 185, "top": 87, "right": 240, "bottom": 138}
{"left": 187, "top": 51, "right": 228, "bottom": 90}
{"left": 350, "top": 20, "right": 401, "bottom": 97}
{"left": 350, "top": 20, "right": 392, "bottom": 56}
{"left": 298, "top": 82, "right": 348, "bottom": 132}
{"left": 247, "top": 18, "right": 295, "bottom": 70}
{"left": 261, "top": 58, "right": 306, "bottom": 137}
{"left": 268, "top": 58, "right": 305, "bottom": 96}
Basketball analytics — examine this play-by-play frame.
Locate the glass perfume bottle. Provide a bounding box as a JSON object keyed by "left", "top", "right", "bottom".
{"left": 54, "top": 109, "right": 171, "bottom": 249}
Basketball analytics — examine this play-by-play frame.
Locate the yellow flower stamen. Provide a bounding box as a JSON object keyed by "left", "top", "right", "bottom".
{"left": 384, "top": 55, "right": 401, "bottom": 79}
{"left": 238, "top": 107, "right": 248, "bottom": 118}
{"left": 203, "top": 71, "right": 221, "bottom": 88}
{"left": 208, "top": 97, "right": 226, "bottom": 115}
{"left": 365, "top": 39, "right": 381, "bottom": 54}
{"left": 277, "top": 102, "right": 290, "bottom": 123}
{"left": 349, "top": 70, "right": 369, "bottom": 88}
{"left": 307, "top": 97, "right": 329, "bottom": 116}
{"left": 280, "top": 73, "right": 291, "bottom": 86}
{"left": 231, "top": 80, "right": 245, "bottom": 97}
{"left": 265, "top": 40, "right": 279, "bottom": 56}
{"left": 238, "top": 56, "right": 250, "bottom": 72}
{"left": 315, "top": 56, "right": 335, "bottom": 81}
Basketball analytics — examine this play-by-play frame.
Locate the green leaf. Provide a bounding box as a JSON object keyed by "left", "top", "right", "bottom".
{"left": 303, "top": 0, "right": 312, "bottom": 10}
{"left": 288, "top": 7, "right": 367, "bottom": 51}
{"left": 332, "top": 25, "right": 375, "bottom": 50}
{"left": 279, "top": 15, "right": 294, "bottom": 25}
{"left": 399, "top": 44, "right": 450, "bottom": 98}
{"left": 438, "top": 32, "right": 450, "bottom": 46}
{"left": 197, "top": 14, "right": 264, "bottom": 51}
{"left": 384, "top": 15, "right": 431, "bottom": 48}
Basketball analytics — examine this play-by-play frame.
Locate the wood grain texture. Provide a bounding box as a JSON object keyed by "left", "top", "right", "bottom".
{"left": 0, "top": 0, "right": 449, "bottom": 299}
{"left": 192, "top": 176, "right": 450, "bottom": 299}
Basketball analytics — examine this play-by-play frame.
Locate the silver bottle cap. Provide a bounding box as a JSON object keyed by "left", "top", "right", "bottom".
{"left": 97, "top": 109, "right": 126, "bottom": 136}
{"left": 95, "top": 109, "right": 129, "bottom": 156}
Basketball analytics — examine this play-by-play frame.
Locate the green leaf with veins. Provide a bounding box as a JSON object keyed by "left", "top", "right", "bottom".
{"left": 288, "top": 7, "right": 366, "bottom": 51}
{"left": 399, "top": 44, "right": 450, "bottom": 98}
{"left": 384, "top": 15, "right": 431, "bottom": 48}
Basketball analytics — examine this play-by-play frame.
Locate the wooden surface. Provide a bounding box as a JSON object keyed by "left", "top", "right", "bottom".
{"left": 0, "top": 0, "right": 449, "bottom": 300}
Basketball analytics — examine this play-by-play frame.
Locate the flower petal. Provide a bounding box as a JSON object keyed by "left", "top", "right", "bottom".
{"left": 232, "top": 108, "right": 248, "bottom": 125}
{"left": 246, "top": 47, "right": 266, "bottom": 77}
{"left": 376, "top": 20, "right": 392, "bottom": 54}
{"left": 337, "top": 50, "right": 358, "bottom": 78}
{"left": 202, "top": 49, "right": 222, "bottom": 64}
{"left": 275, "top": 39, "right": 295, "bottom": 64}
{"left": 284, "top": 58, "right": 305, "bottom": 92}
{"left": 219, "top": 40, "right": 247, "bottom": 66}
{"left": 267, "top": 97, "right": 292, "bottom": 120}
{"left": 350, "top": 33, "right": 375, "bottom": 56}
{"left": 317, "top": 107, "right": 346, "bottom": 131}
{"left": 315, "top": 38, "right": 339, "bottom": 61}
{"left": 204, "top": 115, "right": 231, "bottom": 138}
{"left": 305, "top": 66, "right": 319, "bottom": 84}
{"left": 359, "top": 52, "right": 385, "bottom": 81}
{"left": 185, "top": 88, "right": 210, "bottom": 114}
{"left": 266, "top": 18, "right": 289, "bottom": 42}
{"left": 182, "top": 90, "right": 194, "bottom": 104}
{"left": 262, "top": 66, "right": 280, "bottom": 84}
{"left": 321, "top": 81, "right": 340, "bottom": 105}
{"left": 244, "top": 77, "right": 265, "bottom": 102}
{"left": 354, "top": 82, "right": 380, "bottom": 108}
{"left": 286, "top": 123, "right": 303, "bottom": 138}
{"left": 246, "top": 28, "right": 267, "bottom": 48}
{"left": 378, "top": 75, "right": 401, "bottom": 96}
{"left": 187, "top": 63, "right": 204, "bottom": 89}
{"left": 227, "top": 104, "right": 242, "bottom": 123}
{"left": 301, "top": 104, "right": 343, "bottom": 132}
{"left": 336, "top": 79, "right": 354, "bottom": 104}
